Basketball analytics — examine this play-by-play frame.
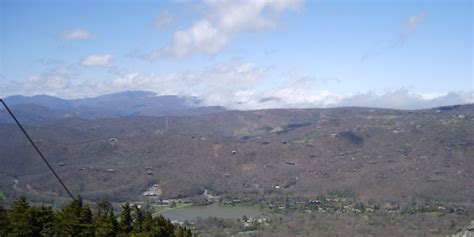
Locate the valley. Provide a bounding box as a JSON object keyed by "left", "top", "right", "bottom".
{"left": 1, "top": 100, "right": 474, "bottom": 236}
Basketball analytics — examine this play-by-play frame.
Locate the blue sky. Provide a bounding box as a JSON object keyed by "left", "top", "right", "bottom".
{"left": 0, "top": 0, "right": 472, "bottom": 109}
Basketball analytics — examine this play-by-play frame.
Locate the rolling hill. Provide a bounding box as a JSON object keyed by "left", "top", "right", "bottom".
{"left": 0, "top": 103, "right": 473, "bottom": 209}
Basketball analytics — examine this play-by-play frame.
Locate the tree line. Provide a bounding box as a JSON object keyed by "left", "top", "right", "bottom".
{"left": 0, "top": 197, "right": 192, "bottom": 237}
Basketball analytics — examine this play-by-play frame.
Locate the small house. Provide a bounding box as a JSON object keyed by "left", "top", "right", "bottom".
{"left": 285, "top": 161, "right": 295, "bottom": 166}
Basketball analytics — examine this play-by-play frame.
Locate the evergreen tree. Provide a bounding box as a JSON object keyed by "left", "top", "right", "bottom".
{"left": 185, "top": 227, "right": 193, "bottom": 237}
{"left": 6, "top": 197, "right": 56, "bottom": 236}
{"left": 142, "top": 210, "right": 154, "bottom": 232}
{"left": 8, "top": 197, "right": 34, "bottom": 236}
{"left": 2, "top": 197, "right": 193, "bottom": 237}
{"left": 119, "top": 202, "right": 132, "bottom": 233}
{"left": 82, "top": 205, "right": 94, "bottom": 232}
{"left": 53, "top": 196, "right": 94, "bottom": 236}
{"left": 94, "top": 200, "right": 118, "bottom": 236}
{"left": 175, "top": 227, "right": 184, "bottom": 237}
{"left": 132, "top": 205, "right": 144, "bottom": 233}
{"left": 0, "top": 205, "right": 11, "bottom": 236}
{"left": 30, "top": 205, "right": 54, "bottom": 236}
{"left": 153, "top": 215, "right": 178, "bottom": 236}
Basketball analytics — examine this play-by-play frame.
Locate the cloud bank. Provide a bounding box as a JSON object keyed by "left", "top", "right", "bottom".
{"left": 2, "top": 60, "right": 472, "bottom": 110}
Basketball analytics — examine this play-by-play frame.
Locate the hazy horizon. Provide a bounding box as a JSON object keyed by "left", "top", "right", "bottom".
{"left": 3, "top": 89, "right": 474, "bottom": 111}
{"left": 1, "top": 1, "right": 474, "bottom": 235}
{"left": 1, "top": 0, "right": 473, "bottom": 109}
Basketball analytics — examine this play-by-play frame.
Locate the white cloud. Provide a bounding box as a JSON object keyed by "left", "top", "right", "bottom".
{"left": 155, "top": 11, "right": 174, "bottom": 29}
{"left": 105, "top": 60, "right": 267, "bottom": 103}
{"left": 3, "top": 60, "right": 472, "bottom": 110}
{"left": 43, "top": 66, "right": 76, "bottom": 80}
{"left": 9, "top": 66, "right": 77, "bottom": 97}
{"left": 337, "top": 89, "right": 473, "bottom": 110}
{"left": 81, "top": 54, "right": 113, "bottom": 67}
{"left": 142, "top": 0, "right": 302, "bottom": 60}
{"left": 233, "top": 89, "right": 473, "bottom": 110}
{"left": 418, "top": 92, "right": 448, "bottom": 100}
{"left": 60, "top": 29, "right": 96, "bottom": 40}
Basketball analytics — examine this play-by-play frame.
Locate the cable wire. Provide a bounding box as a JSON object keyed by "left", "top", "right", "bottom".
{"left": 1, "top": 98, "right": 76, "bottom": 201}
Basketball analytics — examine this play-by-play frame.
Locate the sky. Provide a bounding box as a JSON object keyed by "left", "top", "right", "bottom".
{"left": 0, "top": 0, "right": 473, "bottom": 109}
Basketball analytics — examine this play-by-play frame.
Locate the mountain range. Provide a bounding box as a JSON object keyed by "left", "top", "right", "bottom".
{"left": 1, "top": 91, "right": 225, "bottom": 124}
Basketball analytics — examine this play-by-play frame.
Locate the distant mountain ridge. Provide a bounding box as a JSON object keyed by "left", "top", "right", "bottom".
{"left": 0, "top": 91, "right": 225, "bottom": 123}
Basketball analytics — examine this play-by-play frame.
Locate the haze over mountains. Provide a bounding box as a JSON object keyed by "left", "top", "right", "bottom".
{"left": 2, "top": 90, "right": 473, "bottom": 124}
{"left": 0, "top": 91, "right": 225, "bottom": 123}
{"left": 1, "top": 91, "right": 473, "bottom": 236}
